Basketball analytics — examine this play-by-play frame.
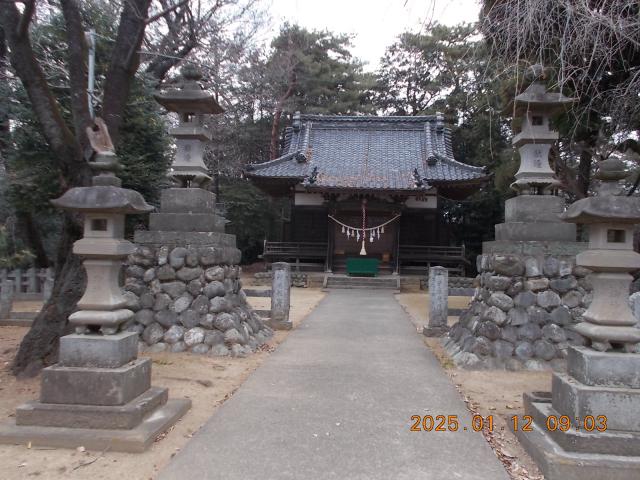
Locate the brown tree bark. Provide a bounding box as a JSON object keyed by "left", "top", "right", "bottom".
{"left": 0, "top": 26, "right": 9, "bottom": 158}
{"left": 577, "top": 148, "right": 592, "bottom": 198}
{"left": 16, "top": 212, "right": 50, "bottom": 268}
{"left": 2, "top": 0, "right": 152, "bottom": 376}
{"left": 101, "top": 0, "right": 153, "bottom": 145}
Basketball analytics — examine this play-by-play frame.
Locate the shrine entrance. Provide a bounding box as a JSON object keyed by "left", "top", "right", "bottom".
{"left": 328, "top": 198, "right": 401, "bottom": 274}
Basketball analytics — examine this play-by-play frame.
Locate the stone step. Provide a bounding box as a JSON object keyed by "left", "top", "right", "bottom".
{"left": 524, "top": 394, "right": 640, "bottom": 457}
{"left": 243, "top": 288, "right": 272, "bottom": 298}
{"left": 324, "top": 276, "right": 400, "bottom": 290}
{"left": 0, "top": 398, "right": 191, "bottom": 453}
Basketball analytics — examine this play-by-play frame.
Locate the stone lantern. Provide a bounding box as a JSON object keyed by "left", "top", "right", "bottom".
{"left": 494, "top": 65, "right": 577, "bottom": 242}
{"left": 561, "top": 155, "right": 640, "bottom": 352}
{"left": 516, "top": 154, "right": 640, "bottom": 479}
{"left": 52, "top": 125, "right": 154, "bottom": 334}
{"left": 510, "top": 65, "right": 574, "bottom": 195}
{"left": 153, "top": 64, "right": 224, "bottom": 188}
{"left": 147, "top": 65, "right": 227, "bottom": 234}
{"left": 445, "top": 65, "right": 589, "bottom": 371}
{"left": 0, "top": 119, "right": 190, "bottom": 452}
{"left": 127, "top": 65, "right": 270, "bottom": 355}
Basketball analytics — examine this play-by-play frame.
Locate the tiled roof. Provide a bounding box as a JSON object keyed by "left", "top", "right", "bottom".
{"left": 246, "top": 114, "right": 487, "bottom": 192}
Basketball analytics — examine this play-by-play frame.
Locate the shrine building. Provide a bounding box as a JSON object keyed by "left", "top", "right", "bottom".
{"left": 245, "top": 113, "right": 488, "bottom": 275}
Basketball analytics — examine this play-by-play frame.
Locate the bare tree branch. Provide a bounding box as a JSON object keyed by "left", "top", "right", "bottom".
{"left": 0, "top": 1, "right": 81, "bottom": 174}
{"left": 101, "top": 0, "right": 152, "bottom": 145}
{"left": 482, "top": 0, "right": 640, "bottom": 135}
{"left": 146, "top": 0, "right": 189, "bottom": 24}
{"left": 17, "top": 0, "right": 35, "bottom": 38}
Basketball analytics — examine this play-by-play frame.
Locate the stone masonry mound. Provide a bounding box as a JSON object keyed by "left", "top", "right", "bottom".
{"left": 123, "top": 245, "right": 273, "bottom": 357}
{"left": 444, "top": 253, "right": 592, "bottom": 370}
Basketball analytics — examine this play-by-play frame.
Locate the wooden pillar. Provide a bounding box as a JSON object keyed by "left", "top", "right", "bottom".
{"left": 393, "top": 222, "right": 400, "bottom": 275}
{"left": 325, "top": 217, "right": 334, "bottom": 273}
{"left": 289, "top": 195, "right": 296, "bottom": 242}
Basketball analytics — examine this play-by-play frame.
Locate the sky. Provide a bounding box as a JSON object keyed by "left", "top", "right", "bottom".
{"left": 267, "top": 0, "right": 481, "bottom": 71}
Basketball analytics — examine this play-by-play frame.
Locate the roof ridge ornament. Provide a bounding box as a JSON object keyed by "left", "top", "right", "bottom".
{"left": 307, "top": 166, "right": 319, "bottom": 184}
{"left": 413, "top": 168, "right": 424, "bottom": 187}
{"left": 292, "top": 111, "right": 302, "bottom": 132}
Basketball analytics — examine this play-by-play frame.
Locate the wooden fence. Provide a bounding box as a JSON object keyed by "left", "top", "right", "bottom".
{"left": 0, "top": 268, "right": 54, "bottom": 322}
{"left": 0, "top": 268, "right": 54, "bottom": 300}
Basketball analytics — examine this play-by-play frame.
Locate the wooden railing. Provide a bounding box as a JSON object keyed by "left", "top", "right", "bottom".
{"left": 398, "top": 245, "right": 468, "bottom": 276}
{"left": 262, "top": 241, "right": 328, "bottom": 271}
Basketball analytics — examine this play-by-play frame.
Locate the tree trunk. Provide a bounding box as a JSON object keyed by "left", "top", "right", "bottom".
{"left": 0, "top": 26, "right": 8, "bottom": 157}
{"left": 2, "top": 0, "right": 152, "bottom": 376}
{"left": 269, "top": 72, "right": 297, "bottom": 160}
{"left": 12, "top": 213, "right": 84, "bottom": 376}
{"left": 16, "top": 211, "right": 50, "bottom": 268}
{"left": 577, "top": 148, "right": 592, "bottom": 198}
{"left": 269, "top": 107, "right": 285, "bottom": 160}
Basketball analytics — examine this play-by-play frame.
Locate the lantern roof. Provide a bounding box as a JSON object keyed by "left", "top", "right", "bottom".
{"left": 52, "top": 186, "right": 154, "bottom": 214}
{"left": 513, "top": 81, "right": 575, "bottom": 115}
{"left": 561, "top": 157, "right": 640, "bottom": 224}
{"left": 153, "top": 65, "right": 224, "bottom": 115}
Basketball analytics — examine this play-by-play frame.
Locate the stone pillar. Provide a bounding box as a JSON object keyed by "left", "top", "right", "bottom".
{"left": 26, "top": 267, "right": 37, "bottom": 293}
{"left": 423, "top": 266, "right": 449, "bottom": 337}
{"left": 42, "top": 268, "right": 54, "bottom": 303}
{"left": 13, "top": 268, "right": 22, "bottom": 295}
{"left": 270, "top": 262, "right": 292, "bottom": 330}
{"left": 0, "top": 280, "right": 14, "bottom": 320}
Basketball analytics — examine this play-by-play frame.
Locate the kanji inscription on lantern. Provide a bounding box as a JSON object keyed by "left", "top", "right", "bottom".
{"left": 533, "top": 148, "right": 543, "bottom": 169}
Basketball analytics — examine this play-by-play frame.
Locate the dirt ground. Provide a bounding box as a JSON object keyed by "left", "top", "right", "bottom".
{"left": 0, "top": 288, "right": 550, "bottom": 480}
{"left": 396, "top": 292, "right": 548, "bottom": 480}
{"left": 0, "top": 288, "right": 326, "bottom": 480}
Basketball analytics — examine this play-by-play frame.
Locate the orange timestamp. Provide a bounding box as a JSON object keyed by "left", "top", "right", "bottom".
{"left": 410, "top": 415, "right": 495, "bottom": 432}
{"left": 511, "top": 415, "right": 608, "bottom": 432}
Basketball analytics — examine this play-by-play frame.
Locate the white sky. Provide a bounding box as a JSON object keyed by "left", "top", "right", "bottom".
{"left": 267, "top": 0, "right": 481, "bottom": 71}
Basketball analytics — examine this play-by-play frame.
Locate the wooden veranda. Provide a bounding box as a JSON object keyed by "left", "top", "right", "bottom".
{"left": 261, "top": 241, "right": 469, "bottom": 276}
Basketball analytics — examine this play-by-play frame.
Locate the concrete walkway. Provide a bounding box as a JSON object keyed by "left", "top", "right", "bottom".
{"left": 158, "top": 290, "right": 509, "bottom": 480}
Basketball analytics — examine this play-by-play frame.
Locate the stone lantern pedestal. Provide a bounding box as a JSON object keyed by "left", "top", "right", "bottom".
{"left": 516, "top": 157, "right": 640, "bottom": 479}
{"left": 444, "top": 67, "right": 589, "bottom": 370}
{"left": 0, "top": 120, "right": 190, "bottom": 452}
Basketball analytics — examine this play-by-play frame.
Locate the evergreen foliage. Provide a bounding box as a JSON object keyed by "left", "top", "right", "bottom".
{"left": 218, "top": 178, "right": 284, "bottom": 263}
{"left": 1, "top": 5, "right": 170, "bottom": 262}
{"left": 267, "top": 24, "right": 374, "bottom": 115}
